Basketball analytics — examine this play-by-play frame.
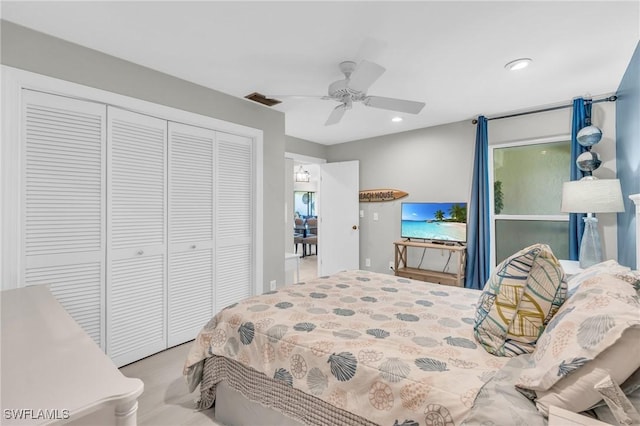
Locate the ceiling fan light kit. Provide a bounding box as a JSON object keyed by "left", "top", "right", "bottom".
{"left": 504, "top": 58, "right": 532, "bottom": 71}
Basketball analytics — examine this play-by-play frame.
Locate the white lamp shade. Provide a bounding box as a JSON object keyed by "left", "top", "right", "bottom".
{"left": 561, "top": 179, "right": 625, "bottom": 213}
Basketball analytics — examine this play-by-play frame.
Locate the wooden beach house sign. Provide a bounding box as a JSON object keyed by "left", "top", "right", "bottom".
{"left": 359, "top": 189, "right": 409, "bottom": 202}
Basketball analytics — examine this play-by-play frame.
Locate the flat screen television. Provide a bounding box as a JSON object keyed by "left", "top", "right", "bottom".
{"left": 401, "top": 202, "right": 467, "bottom": 243}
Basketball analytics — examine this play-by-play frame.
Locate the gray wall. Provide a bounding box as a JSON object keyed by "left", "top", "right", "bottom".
{"left": 326, "top": 101, "right": 620, "bottom": 275}
{"left": 1, "top": 21, "right": 286, "bottom": 289}
{"left": 285, "top": 135, "right": 328, "bottom": 159}
{"left": 327, "top": 121, "right": 476, "bottom": 274}
{"left": 616, "top": 41, "right": 640, "bottom": 269}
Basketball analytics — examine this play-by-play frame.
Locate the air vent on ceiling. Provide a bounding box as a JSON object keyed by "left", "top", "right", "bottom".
{"left": 245, "top": 92, "right": 281, "bottom": 107}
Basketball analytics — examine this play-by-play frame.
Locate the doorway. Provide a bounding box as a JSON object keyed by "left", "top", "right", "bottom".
{"left": 284, "top": 154, "right": 360, "bottom": 283}
{"left": 285, "top": 153, "right": 325, "bottom": 283}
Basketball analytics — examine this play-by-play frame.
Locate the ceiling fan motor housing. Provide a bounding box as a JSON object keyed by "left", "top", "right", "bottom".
{"left": 328, "top": 79, "right": 366, "bottom": 103}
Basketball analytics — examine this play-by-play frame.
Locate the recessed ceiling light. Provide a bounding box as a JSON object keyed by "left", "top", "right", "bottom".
{"left": 504, "top": 58, "right": 532, "bottom": 71}
{"left": 391, "top": 117, "right": 403, "bottom": 122}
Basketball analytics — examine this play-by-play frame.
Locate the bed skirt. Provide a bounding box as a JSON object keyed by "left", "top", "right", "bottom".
{"left": 198, "top": 355, "right": 377, "bottom": 426}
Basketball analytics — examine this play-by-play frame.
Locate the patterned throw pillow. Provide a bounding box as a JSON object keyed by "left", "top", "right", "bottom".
{"left": 516, "top": 272, "right": 640, "bottom": 391}
{"left": 474, "top": 244, "right": 566, "bottom": 357}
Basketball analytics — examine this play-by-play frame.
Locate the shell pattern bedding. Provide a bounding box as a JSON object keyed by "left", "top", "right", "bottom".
{"left": 184, "top": 270, "right": 511, "bottom": 426}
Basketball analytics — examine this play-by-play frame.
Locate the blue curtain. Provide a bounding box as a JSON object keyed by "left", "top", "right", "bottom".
{"left": 569, "top": 98, "right": 590, "bottom": 260}
{"left": 465, "top": 116, "right": 491, "bottom": 290}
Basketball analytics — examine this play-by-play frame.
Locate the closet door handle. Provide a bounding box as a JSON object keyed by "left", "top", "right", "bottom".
{"left": 137, "top": 250, "right": 144, "bottom": 255}
{"left": 191, "top": 245, "right": 197, "bottom": 249}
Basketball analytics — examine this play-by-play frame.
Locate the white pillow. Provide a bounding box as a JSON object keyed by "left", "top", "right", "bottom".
{"left": 516, "top": 272, "right": 640, "bottom": 391}
{"left": 565, "top": 260, "right": 631, "bottom": 294}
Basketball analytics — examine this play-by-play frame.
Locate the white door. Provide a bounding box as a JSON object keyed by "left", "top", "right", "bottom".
{"left": 107, "top": 107, "right": 167, "bottom": 366}
{"left": 21, "top": 90, "right": 107, "bottom": 349}
{"left": 318, "top": 161, "right": 359, "bottom": 276}
{"left": 167, "top": 122, "right": 215, "bottom": 346}
{"left": 215, "top": 132, "right": 254, "bottom": 310}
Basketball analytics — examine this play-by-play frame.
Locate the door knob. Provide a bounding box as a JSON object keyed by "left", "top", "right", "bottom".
{"left": 137, "top": 250, "right": 144, "bottom": 255}
{"left": 352, "top": 225, "right": 358, "bottom": 230}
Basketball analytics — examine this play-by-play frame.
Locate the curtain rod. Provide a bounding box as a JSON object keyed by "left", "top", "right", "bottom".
{"left": 471, "top": 95, "right": 617, "bottom": 124}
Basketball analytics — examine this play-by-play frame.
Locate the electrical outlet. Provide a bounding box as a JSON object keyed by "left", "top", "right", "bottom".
{"left": 373, "top": 212, "right": 379, "bottom": 221}
{"left": 360, "top": 210, "right": 364, "bottom": 218}
{"left": 365, "top": 258, "right": 371, "bottom": 267}
{"left": 389, "top": 261, "right": 394, "bottom": 271}
{"left": 269, "top": 280, "right": 277, "bottom": 291}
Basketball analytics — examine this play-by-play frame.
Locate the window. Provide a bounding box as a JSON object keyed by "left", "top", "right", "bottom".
{"left": 294, "top": 191, "right": 316, "bottom": 218}
{"left": 490, "top": 136, "right": 571, "bottom": 265}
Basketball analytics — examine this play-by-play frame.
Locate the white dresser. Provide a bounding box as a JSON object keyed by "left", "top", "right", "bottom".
{"left": 1, "top": 285, "right": 144, "bottom": 425}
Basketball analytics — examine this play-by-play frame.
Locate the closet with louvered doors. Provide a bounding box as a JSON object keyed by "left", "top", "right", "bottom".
{"left": 106, "top": 107, "right": 168, "bottom": 367}
{"left": 167, "top": 122, "right": 215, "bottom": 346}
{"left": 215, "top": 132, "right": 254, "bottom": 312}
{"left": 19, "top": 87, "right": 258, "bottom": 367}
{"left": 21, "top": 90, "right": 107, "bottom": 350}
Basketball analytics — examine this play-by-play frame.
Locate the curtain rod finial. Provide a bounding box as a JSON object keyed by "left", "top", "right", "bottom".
{"left": 472, "top": 119, "right": 478, "bottom": 124}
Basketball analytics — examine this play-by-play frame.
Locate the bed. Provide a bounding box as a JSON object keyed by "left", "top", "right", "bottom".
{"left": 184, "top": 252, "right": 640, "bottom": 426}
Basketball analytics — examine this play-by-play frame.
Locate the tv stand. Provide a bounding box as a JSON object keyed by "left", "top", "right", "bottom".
{"left": 393, "top": 240, "right": 466, "bottom": 287}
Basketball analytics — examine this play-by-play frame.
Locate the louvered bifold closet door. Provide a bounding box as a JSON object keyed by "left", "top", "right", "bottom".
{"left": 21, "top": 90, "right": 107, "bottom": 349}
{"left": 167, "top": 122, "right": 215, "bottom": 346}
{"left": 216, "top": 132, "right": 254, "bottom": 311}
{"left": 107, "top": 107, "right": 167, "bottom": 367}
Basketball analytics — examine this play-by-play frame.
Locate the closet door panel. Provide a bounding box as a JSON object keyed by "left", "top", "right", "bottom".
{"left": 215, "top": 132, "right": 253, "bottom": 312}
{"left": 107, "top": 107, "right": 167, "bottom": 366}
{"left": 110, "top": 254, "right": 166, "bottom": 365}
{"left": 168, "top": 122, "right": 215, "bottom": 346}
{"left": 109, "top": 111, "right": 166, "bottom": 252}
{"left": 168, "top": 249, "right": 213, "bottom": 345}
{"left": 22, "top": 90, "right": 106, "bottom": 349}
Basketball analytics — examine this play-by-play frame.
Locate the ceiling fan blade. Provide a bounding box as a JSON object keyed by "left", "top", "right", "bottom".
{"left": 363, "top": 96, "right": 425, "bottom": 114}
{"left": 348, "top": 60, "right": 386, "bottom": 93}
{"left": 325, "top": 104, "right": 347, "bottom": 126}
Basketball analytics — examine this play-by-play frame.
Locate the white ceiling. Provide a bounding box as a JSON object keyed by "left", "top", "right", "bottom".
{"left": 2, "top": 1, "right": 638, "bottom": 145}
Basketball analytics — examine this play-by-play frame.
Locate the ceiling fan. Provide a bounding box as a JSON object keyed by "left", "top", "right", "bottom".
{"left": 273, "top": 60, "right": 426, "bottom": 126}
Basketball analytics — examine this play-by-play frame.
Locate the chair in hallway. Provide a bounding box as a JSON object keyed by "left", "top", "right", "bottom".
{"left": 294, "top": 217, "right": 305, "bottom": 235}
{"left": 305, "top": 217, "right": 317, "bottom": 236}
{"left": 302, "top": 235, "right": 317, "bottom": 256}
{"left": 294, "top": 234, "right": 305, "bottom": 256}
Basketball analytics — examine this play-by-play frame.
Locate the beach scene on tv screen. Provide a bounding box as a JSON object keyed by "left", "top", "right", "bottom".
{"left": 401, "top": 202, "right": 467, "bottom": 241}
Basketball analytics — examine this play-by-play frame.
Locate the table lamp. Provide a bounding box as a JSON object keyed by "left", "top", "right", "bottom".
{"left": 561, "top": 178, "right": 624, "bottom": 268}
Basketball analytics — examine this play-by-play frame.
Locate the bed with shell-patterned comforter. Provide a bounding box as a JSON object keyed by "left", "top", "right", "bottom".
{"left": 184, "top": 270, "right": 513, "bottom": 426}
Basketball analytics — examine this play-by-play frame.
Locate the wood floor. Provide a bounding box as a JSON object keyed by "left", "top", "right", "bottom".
{"left": 120, "top": 342, "right": 221, "bottom": 426}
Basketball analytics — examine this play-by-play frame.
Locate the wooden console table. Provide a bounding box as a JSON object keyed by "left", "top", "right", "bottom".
{"left": 1, "top": 285, "right": 144, "bottom": 425}
{"left": 393, "top": 240, "right": 466, "bottom": 287}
